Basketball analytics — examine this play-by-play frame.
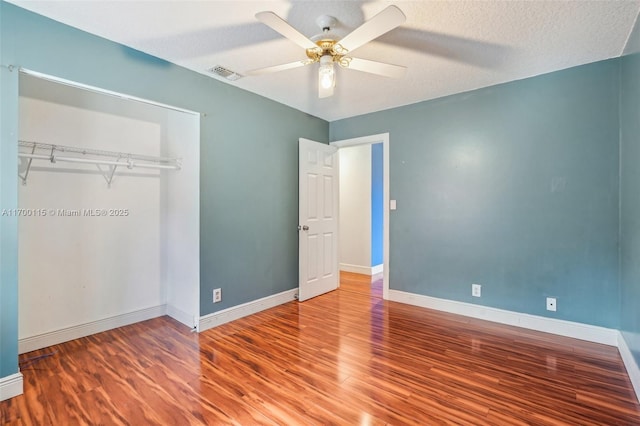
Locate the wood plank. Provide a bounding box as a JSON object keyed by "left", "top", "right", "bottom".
{"left": 1, "top": 271, "right": 639, "bottom": 424}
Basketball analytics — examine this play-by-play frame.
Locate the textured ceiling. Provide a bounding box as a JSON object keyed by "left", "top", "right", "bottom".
{"left": 8, "top": 1, "right": 640, "bottom": 121}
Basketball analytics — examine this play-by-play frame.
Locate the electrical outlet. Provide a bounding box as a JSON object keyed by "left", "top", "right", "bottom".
{"left": 546, "top": 297, "right": 557, "bottom": 312}
{"left": 213, "top": 288, "right": 222, "bottom": 303}
{"left": 472, "top": 284, "right": 481, "bottom": 297}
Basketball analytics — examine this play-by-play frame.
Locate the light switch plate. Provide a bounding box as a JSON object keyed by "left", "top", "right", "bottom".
{"left": 390, "top": 200, "right": 397, "bottom": 210}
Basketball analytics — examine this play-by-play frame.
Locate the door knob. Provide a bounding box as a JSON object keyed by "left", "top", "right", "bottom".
{"left": 298, "top": 225, "right": 309, "bottom": 231}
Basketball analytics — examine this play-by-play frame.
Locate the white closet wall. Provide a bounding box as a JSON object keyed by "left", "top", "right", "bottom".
{"left": 17, "top": 74, "right": 199, "bottom": 351}
{"left": 163, "top": 112, "right": 200, "bottom": 328}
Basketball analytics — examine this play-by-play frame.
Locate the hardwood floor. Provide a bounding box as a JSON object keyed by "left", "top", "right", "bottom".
{"left": 2, "top": 272, "right": 640, "bottom": 425}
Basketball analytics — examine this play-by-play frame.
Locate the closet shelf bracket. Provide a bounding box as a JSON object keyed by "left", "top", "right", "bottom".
{"left": 106, "top": 164, "right": 118, "bottom": 188}
{"left": 19, "top": 144, "right": 37, "bottom": 186}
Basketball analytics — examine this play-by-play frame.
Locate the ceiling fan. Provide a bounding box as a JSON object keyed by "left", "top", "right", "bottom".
{"left": 246, "top": 5, "right": 407, "bottom": 98}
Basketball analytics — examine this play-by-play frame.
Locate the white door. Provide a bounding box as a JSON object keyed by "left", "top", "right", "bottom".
{"left": 298, "top": 138, "right": 339, "bottom": 301}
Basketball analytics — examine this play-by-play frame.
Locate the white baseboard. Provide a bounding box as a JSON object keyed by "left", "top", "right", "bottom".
{"left": 0, "top": 373, "right": 23, "bottom": 401}
{"left": 340, "top": 263, "right": 383, "bottom": 275}
{"left": 388, "top": 290, "right": 619, "bottom": 346}
{"left": 340, "top": 263, "right": 372, "bottom": 275}
{"left": 199, "top": 289, "right": 297, "bottom": 332}
{"left": 166, "top": 304, "right": 198, "bottom": 330}
{"left": 372, "top": 264, "right": 384, "bottom": 275}
{"left": 18, "top": 305, "right": 167, "bottom": 354}
{"left": 618, "top": 331, "right": 640, "bottom": 403}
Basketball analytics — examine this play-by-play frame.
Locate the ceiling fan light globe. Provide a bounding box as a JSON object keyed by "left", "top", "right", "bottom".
{"left": 319, "top": 67, "right": 335, "bottom": 89}
{"left": 319, "top": 60, "right": 335, "bottom": 89}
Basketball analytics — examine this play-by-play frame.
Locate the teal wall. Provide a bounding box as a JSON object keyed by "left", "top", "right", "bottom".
{"left": 620, "top": 50, "right": 640, "bottom": 366}
{"left": 0, "top": 2, "right": 328, "bottom": 378}
{"left": 331, "top": 60, "right": 621, "bottom": 328}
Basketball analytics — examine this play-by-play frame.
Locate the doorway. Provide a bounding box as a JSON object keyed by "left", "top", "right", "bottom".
{"left": 331, "top": 133, "right": 390, "bottom": 299}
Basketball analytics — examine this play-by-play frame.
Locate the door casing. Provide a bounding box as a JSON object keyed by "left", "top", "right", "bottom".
{"left": 331, "top": 133, "right": 390, "bottom": 299}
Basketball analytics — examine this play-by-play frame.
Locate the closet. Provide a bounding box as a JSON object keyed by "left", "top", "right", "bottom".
{"left": 17, "top": 71, "right": 200, "bottom": 353}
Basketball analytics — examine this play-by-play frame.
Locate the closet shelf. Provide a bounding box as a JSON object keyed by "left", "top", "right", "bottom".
{"left": 18, "top": 140, "right": 182, "bottom": 187}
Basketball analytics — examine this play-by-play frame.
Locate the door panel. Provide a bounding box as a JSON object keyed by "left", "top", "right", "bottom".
{"left": 299, "top": 138, "right": 339, "bottom": 301}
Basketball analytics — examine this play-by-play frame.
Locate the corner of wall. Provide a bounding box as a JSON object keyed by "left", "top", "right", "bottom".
{"left": 0, "top": 372, "right": 23, "bottom": 402}
{"left": 618, "top": 55, "right": 624, "bottom": 332}
{"left": 0, "top": 33, "right": 21, "bottom": 381}
{"left": 622, "top": 9, "right": 640, "bottom": 56}
{"left": 618, "top": 332, "right": 640, "bottom": 403}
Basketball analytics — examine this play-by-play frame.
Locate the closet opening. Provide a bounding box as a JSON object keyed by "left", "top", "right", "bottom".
{"left": 17, "top": 70, "right": 200, "bottom": 354}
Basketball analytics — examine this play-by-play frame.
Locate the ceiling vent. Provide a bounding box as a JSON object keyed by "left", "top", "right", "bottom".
{"left": 209, "top": 65, "right": 243, "bottom": 81}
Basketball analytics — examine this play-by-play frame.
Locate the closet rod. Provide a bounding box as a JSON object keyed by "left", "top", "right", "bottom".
{"left": 18, "top": 153, "right": 180, "bottom": 170}
{"left": 18, "top": 140, "right": 181, "bottom": 165}
{"left": 18, "top": 140, "right": 181, "bottom": 186}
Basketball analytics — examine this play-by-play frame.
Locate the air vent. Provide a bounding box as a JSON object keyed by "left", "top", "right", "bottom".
{"left": 209, "top": 65, "right": 243, "bottom": 81}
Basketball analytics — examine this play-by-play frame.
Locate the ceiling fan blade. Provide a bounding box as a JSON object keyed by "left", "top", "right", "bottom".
{"left": 245, "top": 60, "right": 308, "bottom": 76}
{"left": 255, "top": 11, "right": 318, "bottom": 50}
{"left": 346, "top": 57, "right": 407, "bottom": 78}
{"left": 337, "top": 5, "right": 406, "bottom": 54}
{"left": 319, "top": 83, "right": 334, "bottom": 99}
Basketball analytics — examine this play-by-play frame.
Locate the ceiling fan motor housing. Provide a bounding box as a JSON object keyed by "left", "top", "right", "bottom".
{"left": 305, "top": 39, "right": 351, "bottom": 67}
{"left": 304, "top": 14, "right": 351, "bottom": 67}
